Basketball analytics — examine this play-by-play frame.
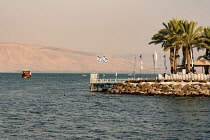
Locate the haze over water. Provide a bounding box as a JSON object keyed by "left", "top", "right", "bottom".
{"left": 0, "top": 73, "right": 210, "bottom": 139}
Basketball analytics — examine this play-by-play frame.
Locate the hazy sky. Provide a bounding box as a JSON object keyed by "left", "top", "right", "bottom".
{"left": 1, "top": 0, "right": 210, "bottom": 55}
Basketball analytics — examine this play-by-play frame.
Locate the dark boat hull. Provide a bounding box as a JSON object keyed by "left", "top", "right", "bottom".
{"left": 22, "top": 71, "right": 31, "bottom": 78}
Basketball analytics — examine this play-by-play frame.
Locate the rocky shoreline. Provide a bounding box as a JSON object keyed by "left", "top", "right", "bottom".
{"left": 107, "top": 79, "right": 210, "bottom": 97}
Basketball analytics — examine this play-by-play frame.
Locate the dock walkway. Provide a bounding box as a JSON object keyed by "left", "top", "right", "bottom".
{"left": 89, "top": 73, "right": 127, "bottom": 91}
{"left": 90, "top": 78, "right": 127, "bottom": 84}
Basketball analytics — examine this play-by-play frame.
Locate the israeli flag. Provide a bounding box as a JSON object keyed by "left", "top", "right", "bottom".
{"left": 103, "top": 56, "right": 108, "bottom": 63}
{"left": 97, "top": 56, "right": 102, "bottom": 62}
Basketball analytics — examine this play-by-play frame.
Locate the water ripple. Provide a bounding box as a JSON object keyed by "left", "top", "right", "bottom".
{"left": 0, "top": 73, "right": 210, "bottom": 139}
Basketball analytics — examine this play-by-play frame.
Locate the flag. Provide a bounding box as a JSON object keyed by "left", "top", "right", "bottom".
{"left": 140, "top": 54, "right": 143, "bottom": 69}
{"left": 103, "top": 56, "right": 108, "bottom": 63}
{"left": 153, "top": 51, "right": 158, "bottom": 68}
{"left": 163, "top": 55, "right": 167, "bottom": 70}
{"left": 153, "top": 54, "right": 155, "bottom": 68}
{"left": 155, "top": 51, "right": 158, "bottom": 67}
{"left": 97, "top": 56, "right": 102, "bottom": 62}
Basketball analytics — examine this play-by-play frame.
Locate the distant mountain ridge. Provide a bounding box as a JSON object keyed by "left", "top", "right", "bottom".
{"left": 0, "top": 43, "right": 139, "bottom": 73}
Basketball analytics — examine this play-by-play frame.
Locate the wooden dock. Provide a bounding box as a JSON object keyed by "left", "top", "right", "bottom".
{"left": 89, "top": 73, "right": 127, "bottom": 92}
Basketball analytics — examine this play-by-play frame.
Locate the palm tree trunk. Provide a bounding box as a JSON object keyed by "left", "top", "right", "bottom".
{"left": 204, "top": 66, "right": 209, "bottom": 74}
{"left": 191, "top": 48, "right": 195, "bottom": 73}
{"left": 182, "top": 47, "right": 186, "bottom": 68}
{"left": 186, "top": 46, "right": 191, "bottom": 73}
{"left": 170, "top": 48, "right": 175, "bottom": 74}
{"left": 174, "top": 46, "right": 180, "bottom": 74}
{"left": 204, "top": 48, "right": 210, "bottom": 74}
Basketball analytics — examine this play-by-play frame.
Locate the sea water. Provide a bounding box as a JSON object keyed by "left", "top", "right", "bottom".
{"left": 0, "top": 73, "right": 210, "bottom": 139}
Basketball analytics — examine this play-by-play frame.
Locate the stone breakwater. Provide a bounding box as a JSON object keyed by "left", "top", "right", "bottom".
{"left": 107, "top": 80, "right": 210, "bottom": 97}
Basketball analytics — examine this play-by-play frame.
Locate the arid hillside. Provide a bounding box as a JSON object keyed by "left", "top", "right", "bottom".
{"left": 0, "top": 43, "right": 137, "bottom": 73}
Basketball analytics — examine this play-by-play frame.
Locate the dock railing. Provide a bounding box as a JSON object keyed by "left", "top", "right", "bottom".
{"left": 90, "top": 78, "right": 128, "bottom": 84}
{"left": 158, "top": 73, "right": 210, "bottom": 80}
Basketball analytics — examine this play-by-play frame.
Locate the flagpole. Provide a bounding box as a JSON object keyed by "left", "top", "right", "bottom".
{"left": 154, "top": 51, "right": 158, "bottom": 80}
{"left": 139, "top": 54, "right": 142, "bottom": 79}
{"left": 97, "top": 56, "right": 108, "bottom": 80}
{"left": 153, "top": 54, "right": 156, "bottom": 80}
{"left": 133, "top": 55, "right": 136, "bottom": 80}
{"left": 97, "top": 56, "right": 101, "bottom": 75}
{"left": 140, "top": 60, "right": 141, "bottom": 80}
{"left": 103, "top": 56, "right": 108, "bottom": 79}
{"left": 164, "top": 55, "right": 166, "bottom": 74}
{"left": 154, "top": 60, "right": 156, "bottom": 80}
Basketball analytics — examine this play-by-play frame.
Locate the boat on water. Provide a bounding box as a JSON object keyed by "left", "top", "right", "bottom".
{"left": 22, "top": 71, "right": 31, "bottom": 78}
{"left": 82, "top": 74, "right": 87, "bottom": 76}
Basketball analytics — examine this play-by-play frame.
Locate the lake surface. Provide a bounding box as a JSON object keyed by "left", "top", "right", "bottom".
{"left": 0, "top": 73, "right": 210, "bottom": 139}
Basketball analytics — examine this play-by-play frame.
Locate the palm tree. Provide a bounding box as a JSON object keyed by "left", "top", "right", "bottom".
{"left": 149, "top": 18, "right": 182, "bottom": 74}
{"left": 201, "top": 27, "right": 210, "bottom": 58}
{"left": 163, "top": 19, "right": 183, "bottom": 74}
{"left": 173, "top": 20, "right": 203, "bottom": 73}
{"left": 149, "top": 27, "right": 174, "bottom": 73}
{"left": 196, "top": 27, "right": 210, "bottom": 74}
